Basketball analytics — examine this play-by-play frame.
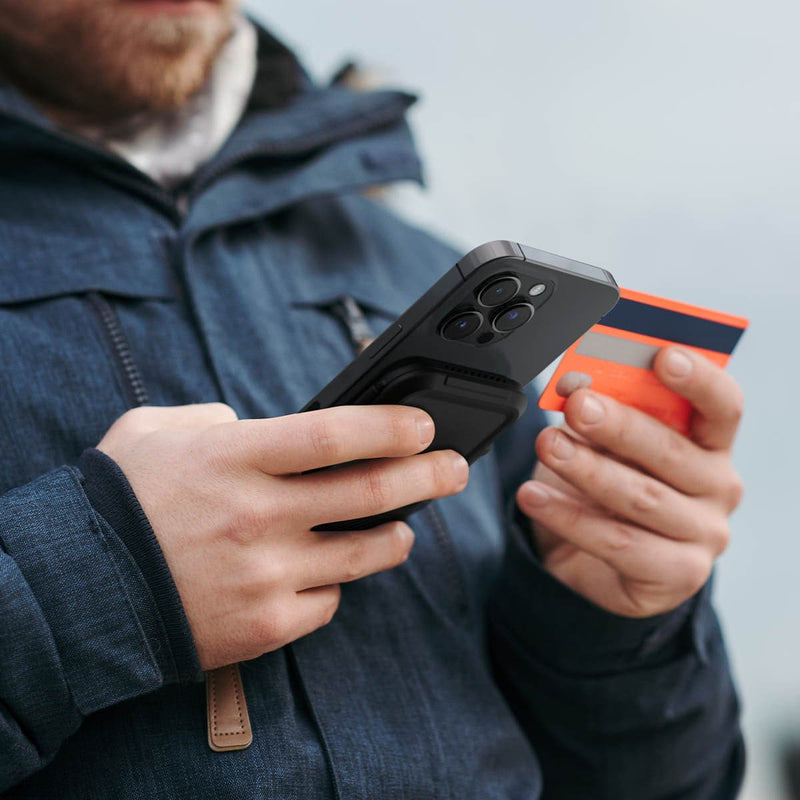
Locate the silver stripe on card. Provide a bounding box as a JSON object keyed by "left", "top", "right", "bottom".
{"left": 575, "top": 330, "right": 660, "bottom": 369}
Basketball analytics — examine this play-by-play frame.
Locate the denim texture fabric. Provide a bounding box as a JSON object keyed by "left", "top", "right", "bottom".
{"left": 0, "top": 27, "right": 743, "bottom": 799}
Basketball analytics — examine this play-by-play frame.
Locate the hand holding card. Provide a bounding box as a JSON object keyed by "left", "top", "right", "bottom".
{"left": 538, "top": 287, "right": 748, "bottom": 433}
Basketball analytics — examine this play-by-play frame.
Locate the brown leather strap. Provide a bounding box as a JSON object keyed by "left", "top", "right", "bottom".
{"left": 206, "top": 663, "right": 253, "bottom": 752}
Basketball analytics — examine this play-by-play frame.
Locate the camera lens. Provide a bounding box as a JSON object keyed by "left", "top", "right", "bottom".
{"left": 442, "top": 311, "right": 483, "bottom": 340}
{"left": 493, "top": 304, "right": 533, "bottom": 332}
{"left": 478, "top": 276, "right": 521, "bottom": 307}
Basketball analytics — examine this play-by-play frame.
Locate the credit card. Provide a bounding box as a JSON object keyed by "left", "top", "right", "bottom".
{"left": 538, "top": 287, "right": 748, "bottom": 433}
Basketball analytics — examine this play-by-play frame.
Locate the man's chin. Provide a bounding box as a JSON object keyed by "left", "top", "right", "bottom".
{"left": 67, "top": 6, "right": 234, "bottom": 119}
{"left": 0, "top": 0, "right": 237, "bottom": 123}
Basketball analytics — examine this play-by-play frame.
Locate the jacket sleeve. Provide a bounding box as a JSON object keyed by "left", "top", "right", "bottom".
{"left": 0, "top": 452, "right": 200, "bottom": 791}
{"left": 487, "top": 391, "right": 745, "bottom": 799}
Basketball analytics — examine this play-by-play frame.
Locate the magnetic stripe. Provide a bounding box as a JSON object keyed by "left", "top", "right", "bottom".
{"left": 599, "top": 298, "right": 745, "bottom": 354}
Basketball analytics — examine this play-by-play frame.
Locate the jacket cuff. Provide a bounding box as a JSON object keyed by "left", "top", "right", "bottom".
{"left": 0, "top": 467, "right": 167, "bottom": 714}
{"left": 78, "top": 448, "right": 201, "bottom": 684}
{"left": 489, "top": 502, "right": 701, "bottom": 676}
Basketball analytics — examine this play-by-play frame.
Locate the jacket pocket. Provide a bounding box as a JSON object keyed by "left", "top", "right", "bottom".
{"left": 0, "top": 250, "right": 176, "bottom": 494}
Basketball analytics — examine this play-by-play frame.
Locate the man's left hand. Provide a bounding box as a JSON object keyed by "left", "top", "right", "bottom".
{"left": 517, "top": 346, "right": 745, "bottom": 618}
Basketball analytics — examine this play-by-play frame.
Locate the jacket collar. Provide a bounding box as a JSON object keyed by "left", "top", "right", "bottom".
{"left": 0, "top": 22, "right": 422, "bottom": 225}
{"left": 0, "top": 23, "right": 425, "bottom": 298}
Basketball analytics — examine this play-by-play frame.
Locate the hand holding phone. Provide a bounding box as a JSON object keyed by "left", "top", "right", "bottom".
{"left": 303, "top": 240, "right": 620, "bottom": 529}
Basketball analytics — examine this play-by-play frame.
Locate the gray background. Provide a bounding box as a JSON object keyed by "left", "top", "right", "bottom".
{"left": 249, "top": 2, "right": 798, "bottom": 797}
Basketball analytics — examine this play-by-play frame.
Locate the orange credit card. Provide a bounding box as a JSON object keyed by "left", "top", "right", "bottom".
{"left": 538, "top": 287, "right": 749, "bottom": 434}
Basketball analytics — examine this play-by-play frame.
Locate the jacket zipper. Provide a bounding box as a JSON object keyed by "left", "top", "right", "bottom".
{"left": 328, "top": 295, "right": 376, "bottom": 353}
{"left": 87, "top": 293, "right": 150, "bottom": 408}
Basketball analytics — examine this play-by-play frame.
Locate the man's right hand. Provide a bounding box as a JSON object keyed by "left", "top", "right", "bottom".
{"left": 97, "top": 403, "right": 468, "bottom": 670}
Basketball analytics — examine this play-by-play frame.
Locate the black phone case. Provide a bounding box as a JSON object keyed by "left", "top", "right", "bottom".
{"left": 302, "top": 240, "right": 619, "bottom": 530}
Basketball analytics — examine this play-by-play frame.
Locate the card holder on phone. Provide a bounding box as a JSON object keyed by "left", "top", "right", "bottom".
{"left": 313, "top": 361, "right": 527, "bottom": 531}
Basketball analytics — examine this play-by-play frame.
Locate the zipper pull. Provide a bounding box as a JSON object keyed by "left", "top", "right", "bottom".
{"left": 331, "top": 295, "right": 375, "bottom": 354}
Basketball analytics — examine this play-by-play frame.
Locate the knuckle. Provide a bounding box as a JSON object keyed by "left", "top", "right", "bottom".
{"left": 359, "top": 464, "right": 391, "bottom": 511}
{"left": 307, "top": 417, "right": 341, "bottom": 463}
{"left": 629, "top": 478, "right": 664, "bottom": 516}
{"left": 611, "top": 415, "right": 637, "bottom": 452}
{"left": 247, "top": 612, "right": 286, "bottom": 651}
{"left": 257, "top": 554, "right": 289, "bottom": 589}
{"left": 605, "top": 521, "right": 639, "bottom": 554}
{"left": 680, "top": 554, "right": 712, "bottom": 597}
{"left": 657, "top": 430, "right": 689, "bottom": 474}
{"left": 320, "top": 587, "right": 341, "bottom": 628}
{"left": 117, "top": 405, "right": 154, "bottom": 435}
{"left": 198, "top": 430, "right": 240, "bottom": 476}
{"left": 429, "top": 454, "right": 452, "bottom": 494}
{"left": 707, "top": 520, "right": 731, "bottom": 554}
{"left": 387, "top": 407, "right": 415, "bottom": 451}
{"left": 341, "top": 536, "right": 369, "bottom": 583}
{"left": 552, "top": 499, "right": 586, "bottom": 538}
{"left": 726, "top": 384, "right": 745, "bottom": 426}
{"left": 726, "top": 472, "right": 745, "bottom": 510}
{"left": 222, "top": 502, "right": 275, "bottom": 546}
{"left": 207, "top": 402, "right": 238, "bottom": 423}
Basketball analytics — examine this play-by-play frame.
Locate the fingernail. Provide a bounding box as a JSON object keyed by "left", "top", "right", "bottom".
{"left": 521, "top": 481, "right": 549, "bottom": 507}
{"left": 666, "top": 349, "right": 692, "bottom": 378}
{"left": 556, "top": 371, "right": 593, "bottom": 397}
{"left": 450, "top": 452, "right": 469, "bottom": 483}
{"left": 552, "top": 432, "right": 576, "bottom": 460}
{"left": 579, "top": 393, "right": 604, "bottom": 424}
{"left": 417, "top": 415, "right": 434, "bottom": 445}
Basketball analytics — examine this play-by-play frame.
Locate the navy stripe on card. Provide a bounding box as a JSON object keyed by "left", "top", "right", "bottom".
{"left": 599, "top": 298, "right": 745, "bottom": 354}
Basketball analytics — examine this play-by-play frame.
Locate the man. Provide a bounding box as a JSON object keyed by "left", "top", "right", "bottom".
{"left": 0, "top": 1, "right": 745, "bottom": 797}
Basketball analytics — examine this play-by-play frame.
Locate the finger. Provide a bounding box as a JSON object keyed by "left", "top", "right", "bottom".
{"left": 556, "top": 370, "right": 593, "bottom": 397}
{"left": 223, "top": 405, "right": 435, "bottom": 474}
{"left": 291, "top": 584, "right": 342, "bottom": 636}
{"left": 292, "top": 449, "right": 469, "bottom": 526}
{"left": 562, "top": 388, "right": 728, "bottom": 497}
{"left": 534, "top": 427, "right": 730, "bottom": 551}
{"left": 296, "top": 521, "right": 415, "bottom": 590}
{"left": 517, "top": 480, "right": 712, "bottom": 593}
{"left": 252, "top": 585, "right": 343, "bottom": 655}
{"left": 653, "top": 347, "right": 744, "bottom": 451}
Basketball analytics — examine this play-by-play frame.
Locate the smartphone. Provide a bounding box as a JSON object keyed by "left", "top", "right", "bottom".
{"left": 302, "top": 240, "right": 619, "bottom": 530}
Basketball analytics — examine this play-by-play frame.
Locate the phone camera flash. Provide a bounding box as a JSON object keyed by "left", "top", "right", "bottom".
{"left": 529, "top": 284, "right": 546, "bottom": 297}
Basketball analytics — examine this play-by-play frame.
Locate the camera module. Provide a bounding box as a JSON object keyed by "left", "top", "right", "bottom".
{"left": 478, "top": 276, "right": 521, "bottom": 307}
{"left": 492, "top": 304, "right": 533, "bottom": 332}
{"left": 441, "top": 311, "right": 483, "bottom": 340}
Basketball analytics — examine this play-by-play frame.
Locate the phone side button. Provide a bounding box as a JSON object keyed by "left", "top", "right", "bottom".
{"left": 367, "top": 322, "right": 403, "bottom": 359}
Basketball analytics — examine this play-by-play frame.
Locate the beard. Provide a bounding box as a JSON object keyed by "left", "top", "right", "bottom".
{"left": 0, "top": 1, "right": 238, "bottom": 124}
